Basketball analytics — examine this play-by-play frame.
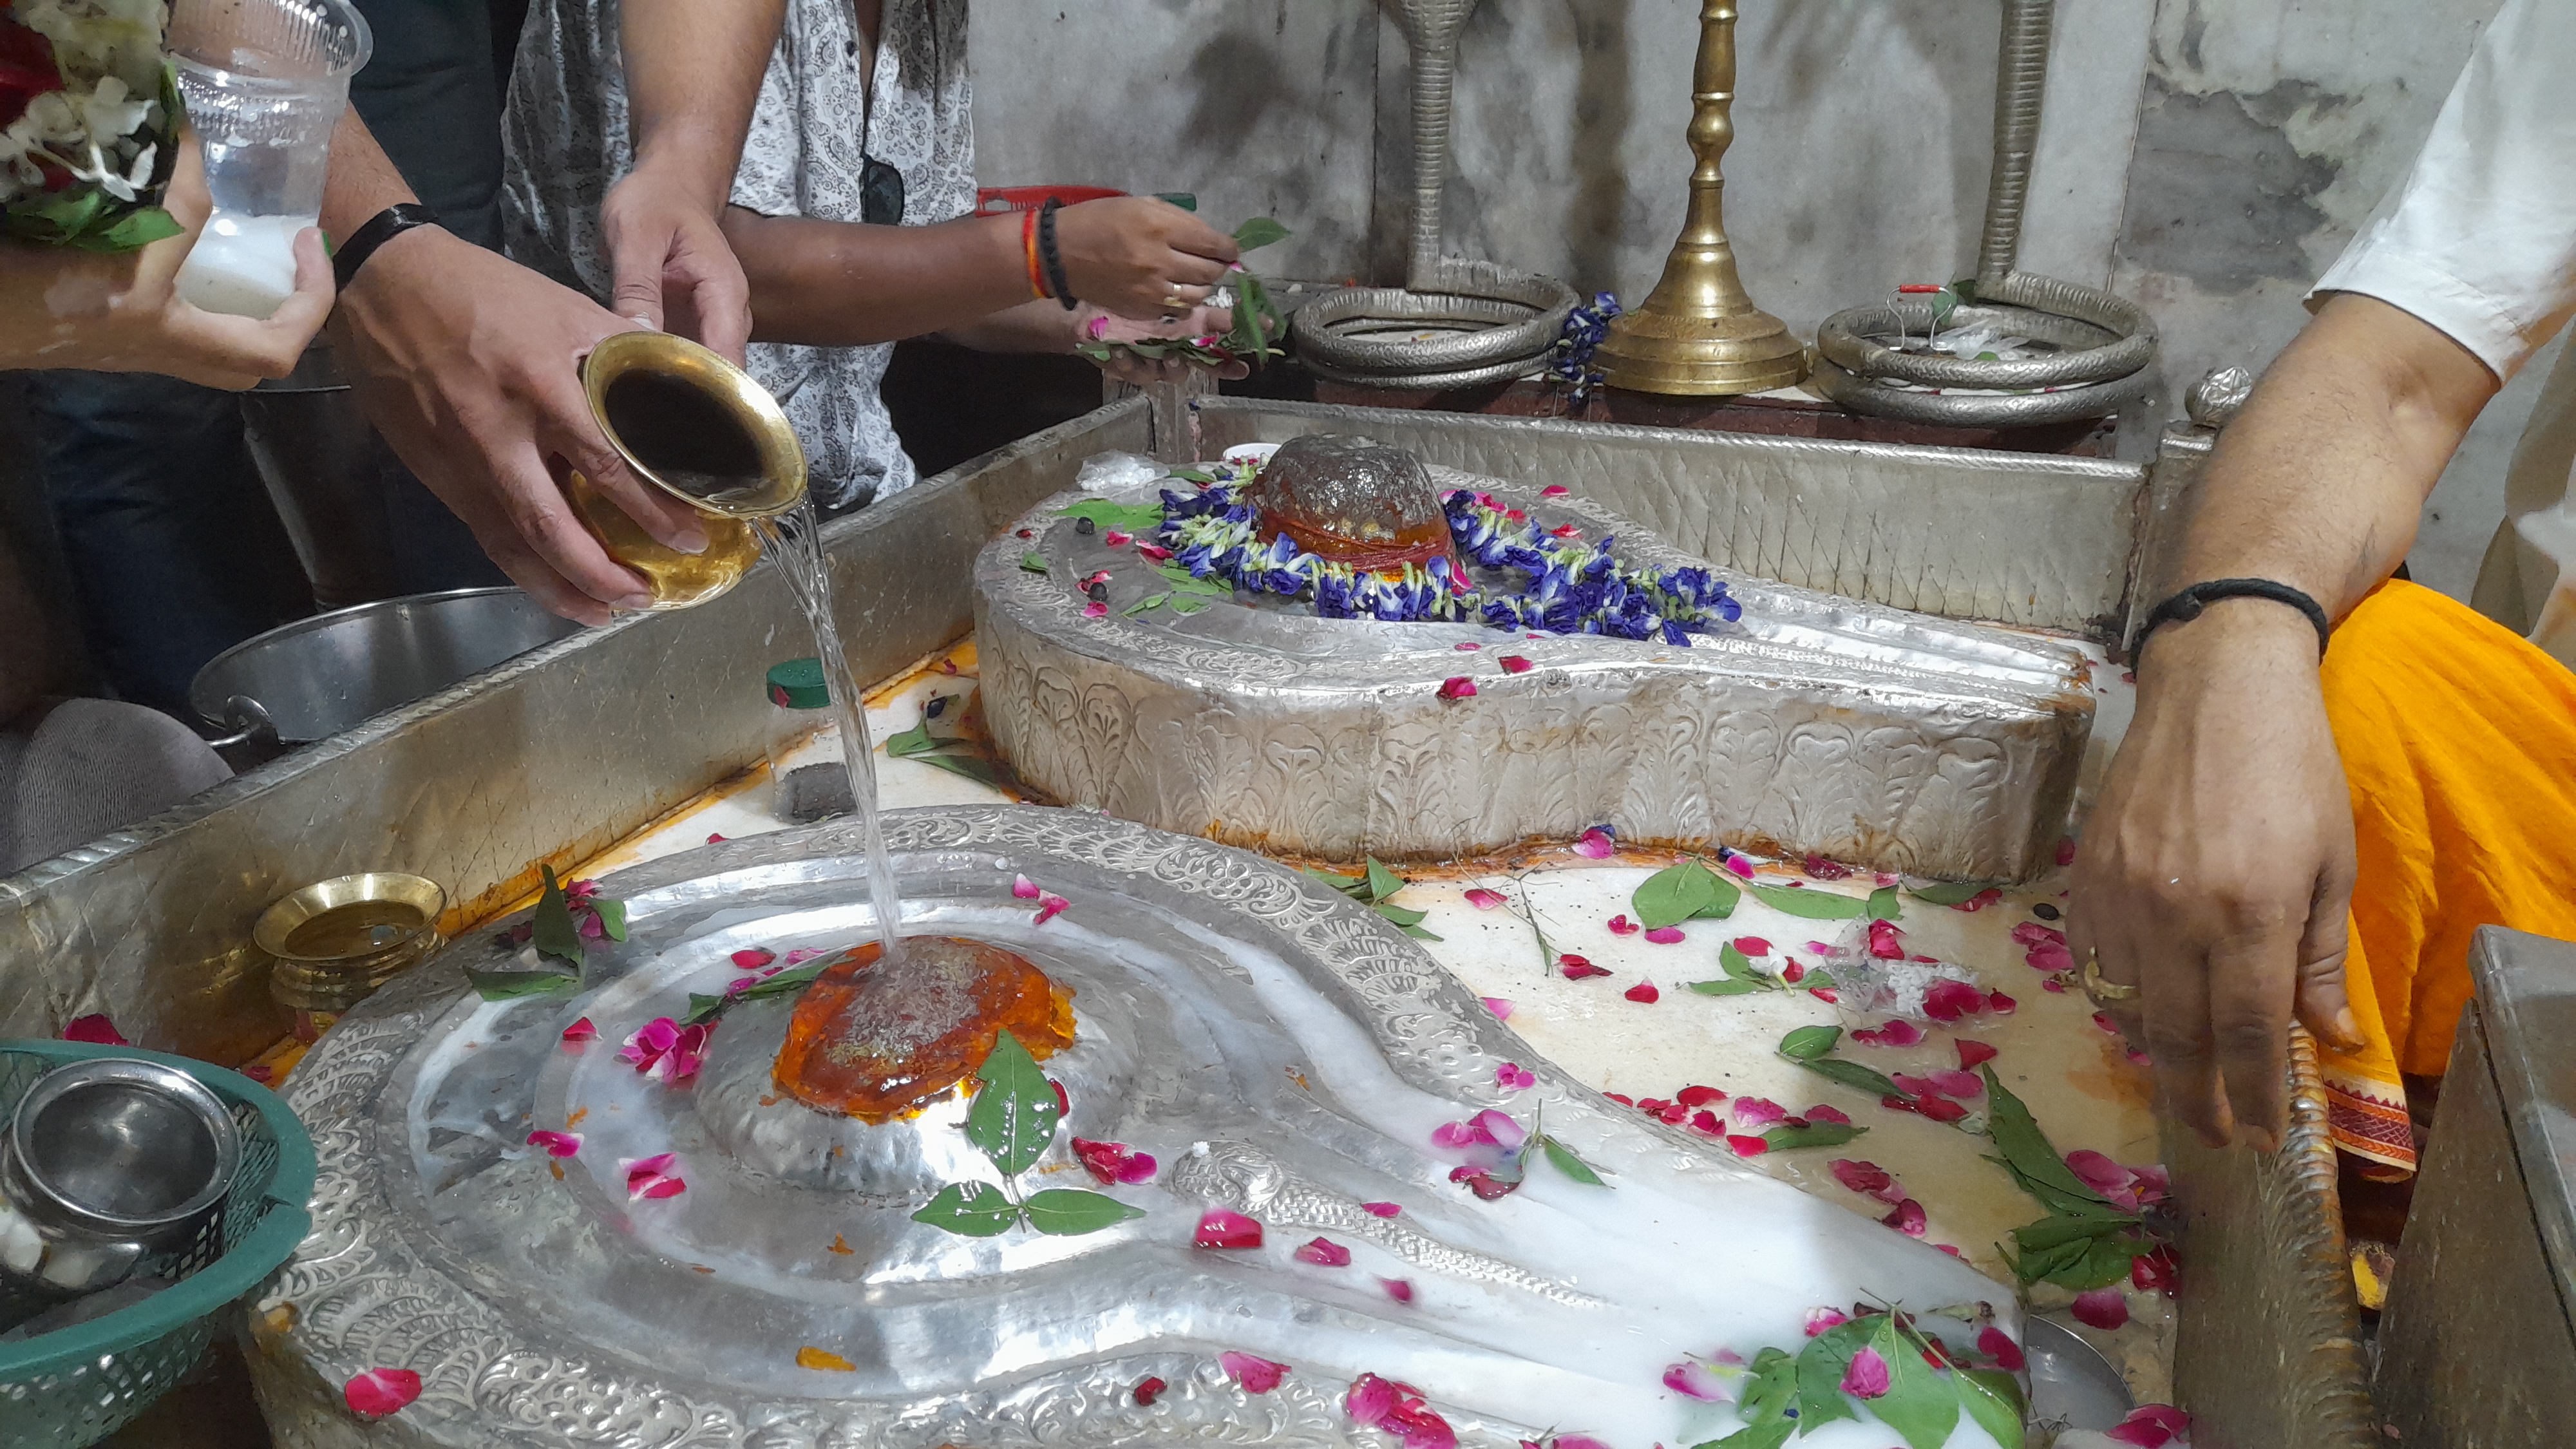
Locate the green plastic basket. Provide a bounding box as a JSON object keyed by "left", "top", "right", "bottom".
{"left": 0, "top": 1041, "right": 316, "bottom": 1449}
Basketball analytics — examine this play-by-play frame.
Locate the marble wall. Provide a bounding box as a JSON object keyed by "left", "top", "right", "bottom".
{"left": 971, "top": 0, "right": 2526, "bottom": 597}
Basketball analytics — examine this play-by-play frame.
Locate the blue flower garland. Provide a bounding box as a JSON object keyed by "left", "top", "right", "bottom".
{"left": 1548, "top": 291, "right": 1624, "bottom": 406}
{"left": 1150, "top": 481, "right": 1739, "bottom": 644}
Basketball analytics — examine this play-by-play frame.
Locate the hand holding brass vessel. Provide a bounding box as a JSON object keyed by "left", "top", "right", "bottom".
{"left": 564, "top": 332, "right": 809, "bottom": 611}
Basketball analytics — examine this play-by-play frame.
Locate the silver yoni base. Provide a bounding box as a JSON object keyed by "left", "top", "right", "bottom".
{"left": 976, "top": 467, "right": 2093, "bottom": 881}
{"left": 244, "top": 808, "right": 2014, "bottom": 1447}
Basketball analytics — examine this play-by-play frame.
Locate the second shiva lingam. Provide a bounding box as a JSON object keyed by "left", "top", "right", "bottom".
{"left": 247, "top": 807, "right": 2034, "bottom": 1444}
{"left": 976, "top": 434, "right": 2094, "bottom": 882}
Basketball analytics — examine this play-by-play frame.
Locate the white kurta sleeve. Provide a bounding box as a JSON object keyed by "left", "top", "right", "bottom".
{"left": 2311, "top": 0, "right": 2576, "bottom": 382}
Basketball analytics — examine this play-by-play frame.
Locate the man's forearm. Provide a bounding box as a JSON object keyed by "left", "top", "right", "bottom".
{"left": 621, "top": 0, "right": 783, "bottom": 208}
{"left": 2166, "top": 294, "right": 2497, "bottom": 620}
{"left": 317, "top": 108, "right": 419, "bottom": 242}
{"left": 940, "top": 299, "right": 1083, "bottom": 354}
{"left": 721, "top": 207, "right": 1029, "bottom": 346}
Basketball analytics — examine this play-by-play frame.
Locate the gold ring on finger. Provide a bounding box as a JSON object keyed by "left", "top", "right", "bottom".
{"left": 1160, "top": 294, "right": 1189, "bottom": 312}
{"left": 2081, "top": 953, "right": 2141, "bottom": 1005}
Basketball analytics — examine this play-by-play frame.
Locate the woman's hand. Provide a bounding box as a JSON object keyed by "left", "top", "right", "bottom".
{"left": 1081, "top": 302, "right": 1247, "bottom": 386}
{"left": 0, "top": 139, "right": 334, "bottom": 388}
{"left": 1052, "top": 198, "right": 1238, "bottom": 321}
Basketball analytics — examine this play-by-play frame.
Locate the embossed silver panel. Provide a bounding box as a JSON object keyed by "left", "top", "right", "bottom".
{"left": 244, "top": 809, "right": 2014, "bottom": 1448}
{"left": 978, "top": 468, "right": 2093, "bottom": 880}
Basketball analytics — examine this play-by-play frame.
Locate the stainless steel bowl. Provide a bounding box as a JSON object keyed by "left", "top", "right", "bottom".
{"left": 189, "top": 587, "right": 583, "bottom": 752}
{"left": 0, "top": 1058, "right": 241, "bottom": 1298}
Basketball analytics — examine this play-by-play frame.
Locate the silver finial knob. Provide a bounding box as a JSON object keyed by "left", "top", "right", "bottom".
{"left": 2186, "top": 366, "right": 2254, "bottom": 430}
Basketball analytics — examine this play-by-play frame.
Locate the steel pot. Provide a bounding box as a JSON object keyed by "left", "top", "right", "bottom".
{"left": 0, "top": 1057, "right": 240, "bottom": 1303}
{"left": 189, "top": 587, "right": 583, "bottom": 756}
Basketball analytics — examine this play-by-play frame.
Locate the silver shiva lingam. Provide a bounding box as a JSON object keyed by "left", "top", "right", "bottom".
{"left": 977, "top": 435, "right": 2093, "bottom": 882}
{"left": 245, "top": 808, "right": 2026, "bottom": 1446}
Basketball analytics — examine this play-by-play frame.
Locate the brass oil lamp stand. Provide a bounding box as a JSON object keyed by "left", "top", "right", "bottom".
{"left": 1593, "top": 0, "right": 1806, "bottom": 395}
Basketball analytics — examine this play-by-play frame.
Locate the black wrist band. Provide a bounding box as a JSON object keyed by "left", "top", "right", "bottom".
{"left": 332, "top": 203, "right": 443, "bottom": 292}
{"left": 1038, "top": 198, "right": 1077, "bottom": 310}
{"left": 2130, "top": 578, "right": 2333, "bottom": 660}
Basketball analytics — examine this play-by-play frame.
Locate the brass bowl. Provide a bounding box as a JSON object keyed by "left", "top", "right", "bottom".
{"left": 565, "top": 330, "right": 810, "bottom": 611}
{"left": 254, "top": 873, "right": 447, "bottom": 1012}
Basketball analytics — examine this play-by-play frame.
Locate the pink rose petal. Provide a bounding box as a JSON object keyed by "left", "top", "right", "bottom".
{"left": 1851, "top": 1019, "right": 1925, "bottom": 1048}
{"left": 1558, "top": 954, "right": 1611, "bottom": 980}
{"left": 1986, "top": 989, "right": 2018, "bottom": 1015}
{"left": 1481, "top": 996, "right": 1514, "bottom": 1019}
{"left": 1732, "top": 936, "right": 1772, "bottom": 956}
{"left": 1083, "top": 600, "right": 1109, "bottom": 618}
{"left": 1664, "top": 1358, "right": 1736, "bottom": 1401}
{"left": 1379, "top": 1276, "right": 1415, "bottom": 1303}
{"left": 1499, "top": 656, "right": 1533, "bottom": 674}
{"left": 2072, "top": 1285, "right": 2130, "bottom": 1331}
{"left": 1348, "top": 1372, "right": 1400, "bottom": 1424}
{"left": 1926, "top": 1068, "right": 1985, "bottom": 1100}
{"left": 1034, "top": 893, "right": 1070, "bottom": 925}
{"left": 1805, "top": 1103, "right": 1852, "bottom": 1126}
{"left": 1866, "top": 918, "right": 1906, "bottom": 959}
{"left": 1012, "top": 873, "right": 1042, "bottom": 899}
{"left": 1137, "top": 542, "right": 1173, "bottom": 562}
{"left": 2132, "top": 1244, "right": 2179, "bottom": 1294}
{"left": 1219, "top": 1350, "right": 1289, "bottom": 1394}
{"left": 1721, "top": 853, "right": 1756, "bottom": 880}
{"left": 1642, "top": 925, "right": 1685, "bottom": 944}
{"left": 1295, "top": 1236, "right": 1352, "bottom": 1266}
{"left": 1727, "top": 1134, "right": 1768, "bottom": 1157}
{"left": 2055, "top": 837, "right": 2078, "bottom": 867}
{"left": 1070, "top": 1137, "right": 1157, "bottom": 1185}
{"left": 1362, "top": 1201, "right": 1401, "bottom": 1218}
{"left": 1103, "top": 529, "right": 1132, "bottom": 547}
{"left": 1688, "top": 1108, "right": 1725, "bottom": 1137}
{"left": 2107, "top": 1405, "right": 2191, "bottom": 1448}
{"left": 1922, "top": 978, "right": 1989, "bottom": 1022}
{"left": 1437, "top": 676, "right": 1477, "bottom": 701}
{"left": 1978, "top": 1325, "right": 2027, "bottom": 1371}
{"left": 62, "top": 1014, "right": 128, "bottom": 1046}
{"left": 706, "top": 832, "right": 726, "bottom": 843}
{"left": 526, "top": 1130, "right": 583, "bottom": 1159}
{"left": 561, "top": 1017, "right": 598, "bottom": 1044}
{"left": 1675, "top": 1084, "right": 1728, "bottom": 1108}
{"left": 1830, "top": 1158, "right": 1905, "bottom": 1204}
{"left": 1464, "top": 887, "right": 1508, "bottom": 910}
{"left": 1732, "top": 1097, "right": 1786, "bottom": 1128}
{"left": 1469, "top": 1108, "right": 1528, "bottom": 1151}
{"left": 1541, "top": 484, "right": 1570, "bottom": 497}
{"left": 1624, "top": 980, "right": 1660, "bottom": 1004}
{"left": 1956, "top": 1039, "right": 1998, "bottom": 1069}
{"left": 1573, "top": 828, "right": 1616, "bottom": 858}
{"left": 1195, "top": 1208, "right": 1264, "bottom": 1249}
{"left": 1606, "top": 914, "right": 1640, "bottom": 936}
{"left": 343, "top": 1368, "right": 422, "bottom": 1419}
{"left": 1495, "top": 1062, "right": 1536, "bottom": 1090}
{"left": 1882, "top": 1197, "right": 1927, "bottom": 1236}
{"left": 1839, "top": 1345, "right": 1891, "bottom": 1398}
{"left": 1808, "top": 988, "right": 1841, "bottom": 1003}
{"left": 1805, "top": 1305, "right": 1850, "bottom": 1336}
{"left": 1453, "top": 640, "right": 1482, "bottom": 651}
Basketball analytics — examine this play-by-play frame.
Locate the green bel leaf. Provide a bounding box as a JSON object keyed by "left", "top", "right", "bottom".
{"left": 1120, "top": 592, "right": 1171, "bottom": 616}
{"left": 1956, "top": 1367, "right": 2028, "bottom": 1449}
{"left": 1697, "top": 1425, "right": 1794, "bottom": 1449}
{"left": 1158, "top": 565, "right": 1233, "bottom": 596}
{"left": 1745, "top": 882, "right": 1868, "bottom": 920}
{"left": 1978, "top": 1065, "right": 2111, "bottom": 1211}
{"left": 1779, "top": 1025, "right": 1843, "bottom": 1060}
{"left": 1866, "top": 886, "right": 1902, "bottom": 922}
{"left": 531, "top": 864, "right": 585, "bottom": 968}
{"left": 1762, "top": 1120, "right": 1866, "bottom": 1151}
{"left": 882, "top": 718, "right": 936, "bottom": 756}
{"left": 1232, "top": 216, "right": 1292, "bottom": 251}
{"left": 964, "top": 1029, "right": 1061, "bottom": 1176}
{"left": 1794, "top": 1055, "right": 1908, "bottom": 1101}
{"left": 1371, "top": 900, "right": 1429, "bottom": 929}
{"left": 1154, "top": 191, "right": 1198, "bottom": 211}
{"left": 909, "top": 750, "right": 1010, "bottom": 787}
{"left": 1364, "top": 857, "right": 1407, "bottom": 904}
{"left": 80, "top": 205, "right": 184, "bottom": 253}
{"left": 1537, "top": 1135, "right": 1611, "bottom": 1186}
{"left": 594, "top": 898, "right": 628, "bottom": 943}
{"left": 1794, "top": 1317, "right": 1870, "bottom": 1431}
{"left": 910, "top": 1181, "right": 1021, "bottom": 1237}
{"left": 1863, "top": 1312, "right": 1960, "bottom": 1449}
{"left": 1054, "top": 498, "right": 1168, "bottom": 534}
{"left": 1804, "top": 969, "right": 1839, "bottom": 990}
{"left": 1397, "top": 922, "right": 1444, "bottom": 941}
{"left": 1688, "top": 978, "right": 1766, "bottom": 996}
{"left": 1718, "top": 942, "right": 1770, "bottom": 984}
{"left": 1904, "top": 880, "right": 1998, "bottom": 906}
{"left": 1166, "top": 595, "right": 1211, "bottom": 616}
{"left": 1019, "top": 550, "right": 1048, "bottom": 574}
{"left": 1633, "top": 859, "right": 1725, "bottom": 929}
{"left": 1300, "top": 866, "right": 1371, "bottom": 898}
{"left": 1022, "top": 1188, "right": 1148, "bottom": 1236}
{"left": 464, "top": 967, "right": 577, "bottom": 1001}
{"left": 683, "top": 992, "right": 730, "bottom": 1026}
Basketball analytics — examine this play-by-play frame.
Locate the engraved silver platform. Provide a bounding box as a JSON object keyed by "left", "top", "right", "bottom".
{"left": 976, "top": 466, "right": 2094, "bottom": 881}
{"left": 243, "top": 808, "right": 2015, "bottom": 1448}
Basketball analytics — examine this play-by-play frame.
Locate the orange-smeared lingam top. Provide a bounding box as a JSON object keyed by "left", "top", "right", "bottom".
{"left": 773, "top": 936, "right": 1075, "bottom": 1121}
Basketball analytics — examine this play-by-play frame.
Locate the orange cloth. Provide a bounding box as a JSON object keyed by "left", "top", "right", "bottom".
{"left": 2316, "top": 579, "right": 2576, "bottom": 1174}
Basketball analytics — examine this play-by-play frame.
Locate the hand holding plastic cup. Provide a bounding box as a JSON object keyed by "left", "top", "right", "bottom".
{"left": 168, "top": 0, "right": 370, "bottom": 320}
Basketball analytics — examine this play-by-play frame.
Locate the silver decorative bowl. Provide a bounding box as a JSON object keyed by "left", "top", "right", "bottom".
{"left": 244, "top": 808, "right": 2018, "bottom": 1446}
{"left": 0, "top": 1057, "right": 240, "bottom": 1302}
{"left": 976, "top": 464, "right": 2094, "bottom": 881}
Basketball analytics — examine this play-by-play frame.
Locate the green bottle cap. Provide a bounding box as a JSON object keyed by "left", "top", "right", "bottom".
{"left": 766, "top": 658, "right": 831, "bottom": 710}
{"left": 1154, "top": 191, "right": 1198, "bottom": 212}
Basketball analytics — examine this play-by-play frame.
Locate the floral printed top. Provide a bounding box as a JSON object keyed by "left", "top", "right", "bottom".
{"left": 501, "top": 0, "right": 975, "bottom": 508}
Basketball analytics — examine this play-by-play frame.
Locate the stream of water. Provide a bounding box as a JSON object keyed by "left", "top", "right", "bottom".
{"left": 755, "top": 502, "right": 905, "bottom": 965}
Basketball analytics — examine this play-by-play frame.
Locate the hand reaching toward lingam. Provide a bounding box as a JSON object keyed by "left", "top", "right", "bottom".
{"left": 1051, "top": 196, "right": 1240, "bottom": 320}
{"left": 1080, "top": 303, "right": 1247, "bottom": 385}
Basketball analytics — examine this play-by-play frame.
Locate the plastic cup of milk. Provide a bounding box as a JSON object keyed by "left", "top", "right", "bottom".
{"left": 169, "top": 0, "right": 372, "bottom": 319}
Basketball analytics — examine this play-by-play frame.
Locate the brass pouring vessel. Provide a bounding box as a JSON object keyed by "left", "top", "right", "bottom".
{"left": 1594, "top": 0, "right": 1806, "bottom": 396}
{"left": 565, "top": 331, "right": 810, "bottom": 611}
{"left": 254, "top": 871, "right": 448, "bottom": 1012}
